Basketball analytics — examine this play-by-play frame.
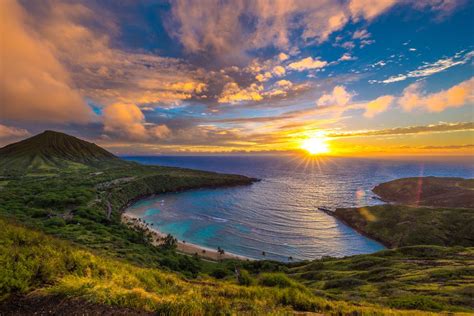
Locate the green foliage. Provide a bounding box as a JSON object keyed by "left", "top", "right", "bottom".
{"left": 258, "top": 273, "right": 295, "bottom": 288}
{"left": 389, "top": 296, "right": 444, "bottom": 311}
{"left": 210, "top": 268, "right": 230, "bottom": 279}
{"left": 160, "top": 234, "right": 177, "bottom": 250}
{"left": 237, "top": 269, "right": 252, "bottom": 286}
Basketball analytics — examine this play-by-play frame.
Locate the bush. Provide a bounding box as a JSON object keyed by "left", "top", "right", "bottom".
{"left": 44, "top": 217, "right": 66, "bottom": 228}
{"left": 389, "top": 295, "right": 444, "bottom": 311}
{"left": 237, "top": 269, "right": 252, "bottom": 286}
{"left": 259, "top": 273, "right": 294, "bottom": 288}
{"left": 323, "top": 277, "right": 366, "bottom": 289}
{"left": 211, "top": 268, "right": 229, "bottom": 279}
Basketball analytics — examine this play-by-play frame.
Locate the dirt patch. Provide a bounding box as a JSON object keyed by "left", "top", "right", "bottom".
{"left": 0, "top": 294, "right": 154, "bottom": 316}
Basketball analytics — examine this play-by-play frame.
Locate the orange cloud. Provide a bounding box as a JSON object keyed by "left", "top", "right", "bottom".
{"left": 288, "top": 57, "right": 328, "bottom": 71}
{"left": 218, "top": 82, "right": 264, "bottom": 103}
{"left": 364, "top": 95, "right": 395, "bottom": 117}
{"left": 0, "top": 0, "right": 94, "bottom": 124}
{"left": 103, "top": 103, "right": 148, "bottom": 140}
{"left": 349, "top": 0, "right": 397, "bottom": 20}
{"left": 317, "top": 86, "right": 353, "bottom": 106}
{"left": 399, "top": 77, "right": 474, "bottom": 112}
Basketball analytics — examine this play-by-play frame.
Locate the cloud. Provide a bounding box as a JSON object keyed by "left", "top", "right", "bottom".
{"left": 150, "top": 125, "right": 172, "bottom": 139}
{"left": 352, "top": 29, "right": 371, "bottom": 39}
{"left": 22, "top": 0, "right": 208, "bottom": 109}
{"left": 0, "top": 124, "right": 30, "bottom": 140}
{"left": 317, "top": 86, "right": 353, "bottom": 106}
{"left": 272, "top": 66, "right": 286, "bottom": 76}
{"left": 103, "top": 103, "right": 148, "bottom": 140}
{"left": 349, "top": 0, "right": 398, "bottom": 20}
{"left": 364, "top": 95, "right": 395, "bottom": 117}
{"left": 276, "top": 80, "right": 293, "bottom": 88}
{"left": 278, "top": 53, "right": 289, "bottom": 61}
{"left": 378, "top": 50, "right": 474, "bottom": 83}
{"left": 0, "top": 0, "right": 95, "bottom": 124}
{"left": 288, "top": 57, "right": 328, "bottom": 71}
{"left": 339, "top": 53, "right": 357, "bottom": 61}
{"left": 218, "top": 82, "right": 264, "bottom": 103}
{"left": 399, "top": 77, "right": 474, "bottom": 112}
{"left": 328, "top": 121, "right": 474, "bottom": 138}
{"left": 170, "top": 0, "right": 457, "bottom": 60}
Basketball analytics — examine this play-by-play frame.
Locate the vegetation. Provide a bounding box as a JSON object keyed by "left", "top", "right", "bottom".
{"left": 334, "top": 204, "right": 474, "bottom": 248}
{"left": 373, "top": 176, "right": 474, "bottom": 208}
{"left": 4, "top": 218, "right": 471, "bottom": 315}
{"left": 0, "top": 130, "right": 126, "bottom": 174}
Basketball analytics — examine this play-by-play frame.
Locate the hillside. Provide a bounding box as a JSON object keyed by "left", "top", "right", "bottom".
{"left": 1, "top": 218, "right": 472, "bottom": 315}
{"left": 0, "top": 130, "right": 126, "bottom": 174}
{"left": 333, "top": 177, "right": 474, "bottom": 248}
{"left": 373, "top": 177, "right": 474, "bottom": 208}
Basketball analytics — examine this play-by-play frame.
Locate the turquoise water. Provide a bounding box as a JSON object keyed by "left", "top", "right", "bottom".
{"left": 125, "top": 155, "right": 473, "bottom": 261}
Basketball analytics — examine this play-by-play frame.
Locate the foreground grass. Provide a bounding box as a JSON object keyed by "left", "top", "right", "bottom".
{"left": 2, "top": 218, "right": 468, "bottom": 315}
{"left": 288, "top": 246, "right": 474, "bottom": 313}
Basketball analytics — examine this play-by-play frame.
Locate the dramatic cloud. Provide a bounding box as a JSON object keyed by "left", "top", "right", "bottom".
{"left": 364, "top": 95, "right": 395, "bottom": 117}
{"left": 0, "top": 0, "right": 95, "bottom": 123}
{"left": 22, "top": 0, "right": 208, "bottom": 108}
{"left": 288, "top": 57, "right": 328, "bottom": 71}
{"left": 399, "top": 77, "right": 474, "bottom": 112}
{"left": 168, "top": 0, "right": 422, "bottom": 60}
{"left": 317, "top": 86, "right": 353, "bottom": 107}
{"left": 378, "top": 50, "right": 474, "bottom": 83}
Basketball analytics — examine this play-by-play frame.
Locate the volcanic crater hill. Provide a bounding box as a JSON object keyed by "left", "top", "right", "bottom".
{"left": 0, "top": 130, "right": 127, "bottom": 173}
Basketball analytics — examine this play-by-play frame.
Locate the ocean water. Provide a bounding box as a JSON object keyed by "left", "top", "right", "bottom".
{"left": 123, "top": 155, "right": 473, "bottom": 261}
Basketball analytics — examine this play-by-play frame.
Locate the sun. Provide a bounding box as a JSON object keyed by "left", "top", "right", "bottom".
{"left": 301, "top": 133, "right": 330, "bottom": 155}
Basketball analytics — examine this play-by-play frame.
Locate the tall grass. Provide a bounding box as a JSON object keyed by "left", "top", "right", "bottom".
{"left": 1, "top": 218, "right": 456, "bottom": 315}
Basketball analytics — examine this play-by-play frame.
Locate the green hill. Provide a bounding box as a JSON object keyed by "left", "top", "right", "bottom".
{"left": 373, "top": 177, "right": 474, "bottom": 208}
{"left": 0, "top": 130, "right": 125, "bottom": 174}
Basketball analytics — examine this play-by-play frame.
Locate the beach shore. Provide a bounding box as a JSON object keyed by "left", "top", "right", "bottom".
{"left": 121, "top": 213, "right": 251, "bottom": 261}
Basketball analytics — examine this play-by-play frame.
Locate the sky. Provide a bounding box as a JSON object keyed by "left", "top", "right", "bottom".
{"left": 1, "top": 0, "right": 473, "bottom": 156}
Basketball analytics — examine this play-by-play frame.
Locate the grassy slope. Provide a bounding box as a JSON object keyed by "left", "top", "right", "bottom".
{"left": 373, "top": 177, "right": 474, "bottom": 208}
{"left": 2, "top": 218, "right": 471, "bottom": 315}
{"left": 333, "top": 177, "right": 474, "bottom": 248}
{"left": 334, "top": 204, "right": 474, "bottom": 248}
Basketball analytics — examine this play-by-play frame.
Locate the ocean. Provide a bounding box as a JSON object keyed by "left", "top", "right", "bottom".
{"left": 123, "top": 155, "right": 473, "bottom": 261}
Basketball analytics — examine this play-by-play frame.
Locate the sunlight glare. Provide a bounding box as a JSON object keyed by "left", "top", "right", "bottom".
{"left": 301, "top": 133, "right": 330, "bottom": 155}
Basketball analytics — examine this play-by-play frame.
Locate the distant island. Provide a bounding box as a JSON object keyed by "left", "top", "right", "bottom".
{"left": 1, "top": 131, "right": 473, "bottom": 315}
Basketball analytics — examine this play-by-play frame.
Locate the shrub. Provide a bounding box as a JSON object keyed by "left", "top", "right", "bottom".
{"left": 259, "top": 273, "right": 294, "bottom": 288}
{"left": 323, "top": 277, "right": 366, "bottom": 289}
{"left": 210, "top": 268, "right": 229, "bottom": 279}
{"left": 237, "top": 269, "right": 252, "bottom": 286}
{"left": 44, "top": 217, "right": 66, "bottom": 228}
{"left": 389, "top": 295, "right": 444, "bottom": 311}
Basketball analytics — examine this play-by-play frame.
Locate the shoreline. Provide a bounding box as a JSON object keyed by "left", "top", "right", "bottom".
{"left": 121, "top": 212, "right": 252, "bottom": 261}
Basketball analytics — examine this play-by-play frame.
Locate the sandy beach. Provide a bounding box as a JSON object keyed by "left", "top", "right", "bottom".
{"left": 121, "top": 213, "right": 251, "bottom": 261}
